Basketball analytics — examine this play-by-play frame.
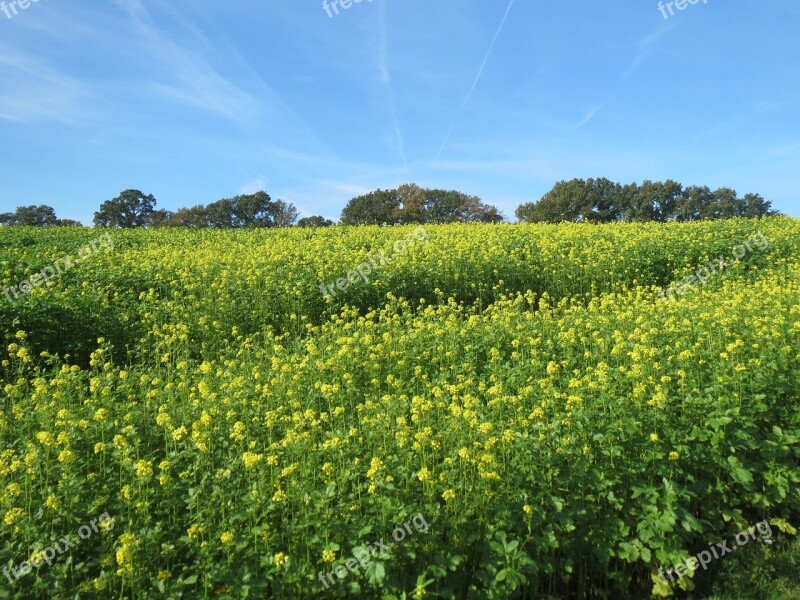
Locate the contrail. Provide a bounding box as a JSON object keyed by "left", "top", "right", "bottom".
{"left": 379, "top": 0, "right": 407, "bottom": 165}
{"left": 436, "top": 0, "right": 516, "bottom": 160}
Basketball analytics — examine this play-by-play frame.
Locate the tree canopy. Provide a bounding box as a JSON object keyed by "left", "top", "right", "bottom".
{"left": 340, "top": 183, "right": 503, "bottom": 225}
{"left": 516, "top": 179, "right": 779, "bottom": 223}
{"left": 160, "top": 192, "right": 299, "bottom": 228}
{"left": 0, "top": 205, "right": 81, "bottom": 227}
{"left": 297, "top": 215, "right": 334, "bottom": 227}
{"left": 94, "top": 190, "right": 157, "bottom": 228}
{"left": 92, "top": 190, "right": 299, "bottom": 228}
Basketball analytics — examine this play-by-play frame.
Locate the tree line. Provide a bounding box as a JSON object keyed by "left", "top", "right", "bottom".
{"left": 515, "top": 178, "right": 778, "bottom": 223}
{"left": 0, "top": 179, "right": 779, "bottom": 228}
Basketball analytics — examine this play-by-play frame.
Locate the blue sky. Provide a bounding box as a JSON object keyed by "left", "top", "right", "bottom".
{"left": 0, "top": 0, "right": 798, "bottom": 224}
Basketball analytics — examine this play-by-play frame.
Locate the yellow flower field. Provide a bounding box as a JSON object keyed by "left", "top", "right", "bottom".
{"left": 0, "top": 218, "right": 799, "bottom": 598}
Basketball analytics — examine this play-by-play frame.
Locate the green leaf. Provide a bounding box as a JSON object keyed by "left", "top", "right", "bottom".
{"left": 366, "top": 562, "right": 386, "bottom": 586}
{"left": 727, "top": 456, "right": 753, "bottom": 485}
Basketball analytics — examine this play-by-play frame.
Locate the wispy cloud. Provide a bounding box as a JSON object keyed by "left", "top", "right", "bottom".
{"left": 578, "top": 105, "right": 601, "bottom": 127}
{"left": 622, "top": 22, "right": 679, "bottom": 79}
{"left": 324, "top": 182, "right": 374, "bottom": 196}
{"left": 0, "top": 49, "right": 102, "bottom": 124}
{"left": 436, "top": 0, "right": 516, "bottom": 160}
{"left": 111, "top": 0, "right": 261, "bottom": 125}
{"left": 239, "top": 176, "right": 269, "bottom": 195}
{"left": 377, "top": 0, "right": 407, "bottom": 166}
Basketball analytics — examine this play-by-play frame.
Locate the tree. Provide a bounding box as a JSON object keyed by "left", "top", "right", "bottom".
{"left": 627, "top": 180, "right": 683, "bottom": 222}
{"left": 393, "top": 184, "right": 428, "bottom": 223}
{"left": 192, "top": 192, "right": 299, "bottom": 228}
{"left": 94, "top": 190, "right": 157, "bottom": 227}
{"left": 297, "top": 216, "right": 334, "bottom": 227}
{"left": 674, "top": 185, "right": 714, "bottom": 221}
{"left": 517, "top": 179, "right": 780, "bottom": 223}
{"left": 18, "top": 205, "right": 59, "bottom": 226}
{"left": 420, "top": 188, "right": 503, "bottom": 223}
{"left": 341, "top": 189, "right": 402, "bottom": 225}
{"left": 0, "top": 205, "right": 59, "bottom": 226}
{"left": 55, "top": 219, "right": 84, "bottom": 227}
{"left": 516, "top": 179, "right": 595, "bottom": 223}
{"left": 205, "top": 199, "right": 237, "bottom": 228}
{"left": 517, "top": 178, "right": 632, "bottom": 224}
{"left": 741, "top": 193, "right": 778, "bottom": 218}
{"left": 341, "top": 184, "right": 502, "bottom": 225}
{"left": 230, "top": 192, "right": 274, "bottom": 227}
{"left": 147, "top": 209, "right": 175, "bottom": 227}
{"left": 271, "top": 199, "right": 300, "bottom": 227}
{"left": 164, "top": 205, "right": 210, "bottom": 228}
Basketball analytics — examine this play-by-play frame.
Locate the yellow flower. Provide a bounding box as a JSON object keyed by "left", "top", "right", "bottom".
{"left": 230, "top": 421, "right": 246, "bottom": 442}
{"left": 187, "top": 524, "right": 205, "bottom": 540}
{"left": 58, "top": 449, "right": 76, "bottom": 463}
{"left": 171, "top": 426, "right": 188, "bottom": 442}
{"left": 99, "top": 517, "right": 115, "bottom": 532}
{"left": 273, "top": 552, "right": 289, "bottom": 567}
{"left": 3, "top": 507, "right": 24, "bottom": 526}
{"left": 367, "top": 457, "right": 385, "bottom": 479}
{"left": 322, "top": 549, "right": 336, "bottom": 563}
{"left": 45, "top": 495, "right": 60, "bottom": 510}
{"left": 242, "top": 452, "right": 264, "bottom": 470}
{"left": 36, "top": 431, "right": 55, "bottom": 447}
{"left": 417, "top": 467, "right": 432, "bottom": 483}
{"left": 115, "top": 544, "right": 134, "bottom": 573}
{"left": 523, "top": 504, "right": 533, "bottom": 515}
{"left": 442, "top": 489, "right": 456, "bottom": 502}
{"left": 134, "top": 460, "right": 153, "bottom": 478}
{"left": 649, "top": 433, "right": 659, "bottom": 443}
{"left": 220, "top": 531, "right": 234, "bottom": 545}
{"left": 669, "top": 451, "right": 680, "bottom": 461}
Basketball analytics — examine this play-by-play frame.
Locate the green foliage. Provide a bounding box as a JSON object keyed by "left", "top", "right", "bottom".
{"left": 341, "top": 184, "right": 502, "bottom": 225}
{"left": 93, "top": 189, "right": 157, "bottom": 228}
{"left": 162, "top": 192, "right": 299, "bottom": 228}
{"left": 516, "top": 179, "right": 780, "bottom": 224}
{"left": 0, "top": 205, "right": 76, "bottom": 227}
{"left": 297, "top": 216, "right": 334, "bottom": 227}
{"left": 0, "top": 218, "right": 798, "bottom": 598}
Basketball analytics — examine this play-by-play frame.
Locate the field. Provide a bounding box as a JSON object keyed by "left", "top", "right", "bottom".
{"left": 1, "top": 218, "right": 799, "bottom": 599}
